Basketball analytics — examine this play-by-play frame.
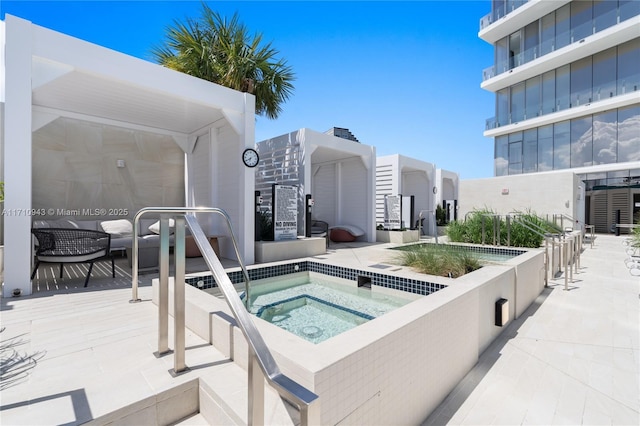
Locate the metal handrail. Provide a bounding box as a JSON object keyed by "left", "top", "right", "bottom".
{"left": 509, "top": 213, "right": 562, "bottom": 242}
{"left": 129, "top": 207, "right": 318, "bottom": 424}
{"left": 480, "top": 213, "right": 503, "bottom": 246}
{"left": 130, "top": 207, "right": 251, "bottom": 306}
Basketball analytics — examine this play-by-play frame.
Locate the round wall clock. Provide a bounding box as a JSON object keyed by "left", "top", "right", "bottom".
{"left": 242, "top": 148, "right": 259, "bottom": 168}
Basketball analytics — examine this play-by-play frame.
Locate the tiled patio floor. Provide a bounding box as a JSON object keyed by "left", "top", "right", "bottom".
{"left": 423, "top": 234, "right": 639, "bottom": 425}
{"left": 1, "top": 234, "right": 638, "bottom": 425}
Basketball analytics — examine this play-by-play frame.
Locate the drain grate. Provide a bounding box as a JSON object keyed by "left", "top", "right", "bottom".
{"left": 369, "top": 263, "right": 392, "bottom": 269}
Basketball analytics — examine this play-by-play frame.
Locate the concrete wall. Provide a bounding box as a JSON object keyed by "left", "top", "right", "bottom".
{"left": 32, "top": 117, "right": 185, "bottom": 220}
{"left": 459, "top": 171, "right": 580, "bottom": 221}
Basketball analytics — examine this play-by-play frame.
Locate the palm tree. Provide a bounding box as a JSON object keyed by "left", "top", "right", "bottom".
{"left": 152, "top": 3, "right": 295, "bottom": 120}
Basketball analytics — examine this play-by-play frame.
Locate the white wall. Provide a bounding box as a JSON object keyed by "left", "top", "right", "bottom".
{"left": 32, "top": 117, "right": 185, "bottom": 219}
{"left": 337, "top": 157, "right": 369, "bottom": 230}
{"left": 312, "top": 163, "right": 337, "bottom": 225}
{"left": 459, "top": 171, "right": 579, "bottom": 221}
{"left": 215, "top": 122, "right": 255, "bottom": 263}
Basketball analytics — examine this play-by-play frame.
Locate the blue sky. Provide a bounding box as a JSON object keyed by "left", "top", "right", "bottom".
{"left": 1, "top": 1, "right": 496, "bottom": 179}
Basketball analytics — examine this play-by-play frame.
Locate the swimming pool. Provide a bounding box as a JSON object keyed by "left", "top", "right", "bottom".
{"left": 241, "top": 273, "right": 412, "bottom": 343}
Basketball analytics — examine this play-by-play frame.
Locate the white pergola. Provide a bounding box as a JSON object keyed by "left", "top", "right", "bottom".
{"left": 1, "top": 15, "right": 256, "bottom": 296}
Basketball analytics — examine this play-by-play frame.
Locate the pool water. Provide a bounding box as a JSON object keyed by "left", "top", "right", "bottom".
{"left": 245, "top": 274, "right": 412, "bottom": 344}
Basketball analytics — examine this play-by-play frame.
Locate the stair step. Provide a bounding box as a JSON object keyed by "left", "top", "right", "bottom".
{"left": 198, "top": 363, "right": 299, "bottom": 426}
{"left": 173, "top": 412, "right": 209, "bottom": 425}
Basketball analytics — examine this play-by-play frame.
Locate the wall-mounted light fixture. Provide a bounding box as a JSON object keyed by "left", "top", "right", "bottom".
{"left": 495, "top": 298, "right": 509, "bottom": 326}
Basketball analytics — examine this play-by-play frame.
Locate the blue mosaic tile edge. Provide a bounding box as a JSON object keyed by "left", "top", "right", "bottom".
{"left": 186, "top": 260, "right": 447, "bottom": 296}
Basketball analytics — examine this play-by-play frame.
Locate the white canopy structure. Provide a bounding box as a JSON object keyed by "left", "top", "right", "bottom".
{"left": 1, "top": 15, "right": 256, "bottom": 296}
{"left": 256, "top": 128, "right": 377, "bottom": 242}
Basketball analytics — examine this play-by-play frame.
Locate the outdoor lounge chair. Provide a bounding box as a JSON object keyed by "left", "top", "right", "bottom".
{"left": 31, "top": 228, "right": 114, "bottom": 287}
{"left": 311, "top": 219, "right": 329, "bottom": 248}
{"left": 329, "top": 224, "right": 365, "bottom": 243}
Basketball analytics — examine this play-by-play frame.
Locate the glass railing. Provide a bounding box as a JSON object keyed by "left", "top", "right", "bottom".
{"left": 479, "top": 0, "right": 530, "bottom": 31}
{"left": 485, "top": 83, "right": 638, "bottom": 130}
{"left": 482, "top": 6, "right": 636, "bottom": 81}
{"left": 479, "top": 12, "right": 493, "bottom": 31}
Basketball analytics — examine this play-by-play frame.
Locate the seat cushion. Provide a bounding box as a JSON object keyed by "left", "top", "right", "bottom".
{"left": 100, "top": 219, "right": 133, "bottom": 237}
{"left": 330, "top": 228, "right": 357, "bottom": 242}
{"left": 148, "top": 219, "right": 175, "bottom": 235}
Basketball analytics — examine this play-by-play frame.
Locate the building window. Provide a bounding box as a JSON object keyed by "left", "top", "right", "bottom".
{"left": 570, "top": 116, "right": 593, "bottom": 168}
{"left": 508, "top": 135, "right": 523, "bottom": 175}
{"left": 553, "top": 121, "right": 570, "bottom": 170}
{"left": 618, "top": 105, "right": 640, "bottom": 162}
{"left": 497, "top": 88, "right": 509, "bottom": 126}
{"left": 494, "top": 106, "right": 638, "bottom": 176}
{"left": 617, "top": 38, "right": 640, "bottom": 95}
{"left": 495, "top": 135, "right": 509, "bottom": 176}
{"left": 570, "top": 56, "right": 593, "bottom": 107}
{"left": 487, "top": 1, "right": 639, "bottom": 80}
{"left": 555, "top": 4, "right": 571, "bottom": 50}
{"left": 593, "top": 0, "right": 617, "bottom": 32}
{"left": 523, "top": 129, "right": 538, "bottom": 173}
{"left": 494, "top": 42, "right": 639, "bottom": 125}
{"left": 541, "top": 70, "right": 556, "bottom": 114}
{"left": 556, "top": 65, "right": 571, "bottom": 112}
{"left": 540, "top": 12, "right": 556, "bottom": 55}
{"left": 511, "top": 82, "right": 525, "bottom": 122}
{"left": 537, "top": 125, "right": 554, "bottom": 172}
{"left": 593, "top": 110, "right": 617, "bottom": 165}
{"left": 620, "top": 0, "right": 640, "bottom": 22}
{"left": 524, "top": 21, "right": 540, "bottom": 62}
{"left": 593, "top": 47, "right": 617, "bottom": 101}
{"left": 570, "top": 0, "right": 593, "bottom": 42}
{"left": 525, "top": 76, "right": 541, "bottom": 119}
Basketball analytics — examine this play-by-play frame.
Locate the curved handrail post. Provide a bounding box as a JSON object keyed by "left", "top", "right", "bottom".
{"left": 130, "top": 206, "right": 251, "bottom": 306}
{"left": 129, "top": 206, "right": 318, "bottom": 423}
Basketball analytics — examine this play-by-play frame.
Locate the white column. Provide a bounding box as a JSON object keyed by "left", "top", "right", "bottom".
{"left": 4, "top": 16, "right": 33, "bottom": 297}
{"left": 366, "top": 147, "right": 377, "bottom": 242}
{"left": 241, "top": 93, "right": 255, "bottom": 264}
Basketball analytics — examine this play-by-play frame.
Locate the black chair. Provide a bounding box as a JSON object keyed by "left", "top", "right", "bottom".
{"left": 31, "top": 228, "right": 115, "bottom": 287}
{"left": 310, "top": 220, "right": 329, "bottom": 248}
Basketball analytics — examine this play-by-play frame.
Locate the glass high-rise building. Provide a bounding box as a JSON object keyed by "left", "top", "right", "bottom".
{"left": 480, "top": 0, "right": 640, "bottom": 232}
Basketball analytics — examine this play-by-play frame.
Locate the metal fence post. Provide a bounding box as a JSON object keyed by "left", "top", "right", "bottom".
{"left": 158, "top": 215, "right": 170, "bottom": 355}
{"left": 564, "top": 240, "right": 569, "bottom": 291}
{"left": 173, "top": 216, "right": 186, "bottom": 374}
{"left": 248, "top": 349, "right": 265, "bottom": 425}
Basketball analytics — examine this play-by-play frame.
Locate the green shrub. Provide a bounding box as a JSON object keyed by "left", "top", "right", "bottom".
{"left": 398, "top": 245, "right": 481, "bottom": 278}
{"left": 257, "top": 211, "right": 273, "bottom": 241}
{"left": 446, "top": 208, "right": 552, "bottom": 248}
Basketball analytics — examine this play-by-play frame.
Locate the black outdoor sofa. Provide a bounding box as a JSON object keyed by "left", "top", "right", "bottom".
{"left": 31, "top": 228, "right": 115, "bottom": 287}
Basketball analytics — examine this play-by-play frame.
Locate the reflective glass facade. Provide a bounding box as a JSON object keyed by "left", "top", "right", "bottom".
{"left": 483, "top": 0, "right": 640, "bottom": 80}
{"left": 489, "top": 38, "right": 640, "bottom": 128}
{"left": 485, "top": 1, "right": 640, "bottom": 178}
{"left": 494, "top": 105, "right": 640, "bottom": 175}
